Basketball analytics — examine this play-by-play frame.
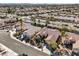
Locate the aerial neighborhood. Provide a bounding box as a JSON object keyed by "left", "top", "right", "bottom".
{"left": 0, "top": 4, "right": 79, "bottom": 56}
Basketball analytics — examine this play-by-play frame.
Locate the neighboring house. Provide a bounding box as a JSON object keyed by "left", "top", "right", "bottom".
{"left": 15, "top": 22, "right": 41, "bottom": 42}
{"left": 19, "top": 33, "right": 31, "bottom": 42}
{"left": 65, "top": 32, "right": 79, "bottom": 42}
{"left": 72, "top": 40, "right": 79, "bottom": 56}
{"left": 0, "top": 13, "right": 7, "bottom": 18}
{"left": 71, "top": 40, "right": 79, "bottom": 56}
{"left": 15, "top": 22, "right": 41, "bottom": 32}
{"left": 34, "top": 27, "right": 62, "bottom": 45}
{"left": 23, "top": 27, "right": 41, "bottom": 37}
{"left": 63, "top": 32, "right": 79, "bottom": 50}
{"left": 73, "top": 40, "right": 79, "bottom": 49}
{"left": 52, "top": 49, "right": 70, "bottom": 56}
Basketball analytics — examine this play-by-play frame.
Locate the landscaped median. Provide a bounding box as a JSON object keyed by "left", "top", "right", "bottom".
{"left": 9, "top": 30, "right": 51, "bottom": 55}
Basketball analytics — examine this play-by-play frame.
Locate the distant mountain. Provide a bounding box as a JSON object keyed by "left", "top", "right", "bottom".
{"left": 0, "top": 3, "right": 79, "bottom": 8}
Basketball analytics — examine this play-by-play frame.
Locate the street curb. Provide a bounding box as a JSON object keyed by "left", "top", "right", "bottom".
{"left": 9, "top": 30, "right": 50, "bottom": 55}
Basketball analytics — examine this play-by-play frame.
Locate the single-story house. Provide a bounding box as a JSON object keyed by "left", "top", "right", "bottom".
{"left": 15, "top": 22, "right": 41, "bottom": 42}
{"left": 36, "top": 27, "right": 61, "bottom": 44}
{"left": 63, "top": 32, "right": 79, "bottom": 50}
{"left": 65, "top": 32, "right": 79, "bottom": 42}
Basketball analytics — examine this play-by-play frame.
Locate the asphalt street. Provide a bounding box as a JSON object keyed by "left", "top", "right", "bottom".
{"left": 0, "top": 30, "right": 48, "bottom": 56}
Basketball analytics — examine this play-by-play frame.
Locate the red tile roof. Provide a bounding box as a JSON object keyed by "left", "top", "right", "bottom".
{"left": 37, "top": 27, "right": 61, "bottom": 42}
{"left": 65, "top": 32, "right": 79, "bottom": 41}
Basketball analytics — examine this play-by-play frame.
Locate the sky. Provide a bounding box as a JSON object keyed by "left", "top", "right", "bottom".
{"left": 0, "top": 0, "right": 79, "bottom": 4}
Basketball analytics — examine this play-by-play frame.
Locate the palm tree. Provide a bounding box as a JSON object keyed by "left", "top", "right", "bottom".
{"left": 60, "top": 30, "right": 66, "bottom": 37}
{"left": 45, "top": 17, "right": 50, "bottom": 26}
{"left": 19, "top": 19, "right": 23, "bottom": 32}
{"left": 60, "top": 25, "right": 66, "bottom": 37}
{"left": 7, "top": 8, "right": 11, "bottom": 14}
{"left": 16, "top": 17, "right": 19, "bottom": 22}
{"left": 49, "top": 16, "right": 54, "bottom": 21}
{"left": 31, "top": 16, "right": 36, "bottom": 25}
{"left": 38, "top": 19, "right": 40, "bottom": 24}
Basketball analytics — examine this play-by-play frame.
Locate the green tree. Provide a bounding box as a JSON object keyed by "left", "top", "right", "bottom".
{"left": 49, "top": 40, "right": 58, "bottom": 50}
{"left": 38, "top": 19, "right": 40, "bottom": 24}
{"left": 60, "top": 30, "right": 66, "bottom": 37}
{"left": 7, "top": 8, "right": 11, "bottom": 13}
{"left": 7, "top": 8, "right": 15, "bottom": 14}
{"left": 45, "top": 19, "right": 49, "bottom": 26}
{"left": 16, "top": 17, "right": 19, "bottom": 22}
{"left": 19, "top": 19, "right": 23, "bottom": 32}
{"left": 49, "top": 16, "right": 54, "bottom": 21}
{"left": 60, "top": 25, "right": 66, "bottom": 37}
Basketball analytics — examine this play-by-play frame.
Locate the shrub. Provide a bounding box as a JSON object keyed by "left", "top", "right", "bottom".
{"left": 13, "top": 31, "right": 22, "bottom": 37}
{"left": 49, "top": 40, "right": 58, "bottom": 50}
